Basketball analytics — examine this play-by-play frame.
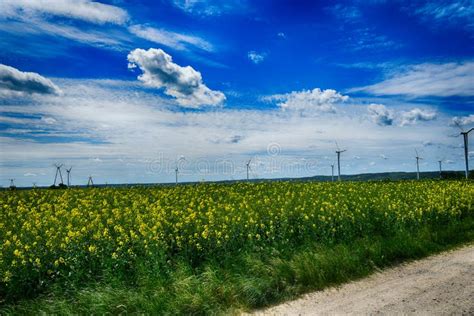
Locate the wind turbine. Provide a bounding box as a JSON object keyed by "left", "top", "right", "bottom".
{"left": 335, "top": 142, "right": 346, "bottom": 181}
{"left": 459, "top": 126, "right": 473, "bottom": 180}
{"left": 415, "top": 149, "right": 422, "bottom": 180}
{"left": 175, "top": 156, "right": 186, "bottom": 184}
{"left": 53, "top": 164, "right": 64, "bottom": 186}
{"left": 66, "top": 166, "right": 72, "bottom": 186}
{"left": 331, "top": 164, "right": 334, "bottom": 182}
{"left": 246, "top": 158, "right": 252, "bottom": 181}
{"left": 9, "top": 179, "right": 15, "bottom": 189}
{"left": 438, "top": 159, "right": 443, "bottom": 179}
{"left": 87, "top": 175, "right": 94, "bottom": 187}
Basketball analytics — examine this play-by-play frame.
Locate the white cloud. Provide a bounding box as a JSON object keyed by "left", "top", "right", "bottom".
{"left": 41, "top": 117, "right": 57, "bottom": 124}
{"left": 0, "top": 64, "right": 61, "bottom": 98}
{"left": 127, "top": 48, "right": 225, "bottom": 108}
{"left": 400, "top": 108, "right": 437, "bottom": 126}
{"left": 171, "top": 0, "right": 246, "bottom": 16}
{"left": 129, "top": 24, "right": 213, "bottom": 52}
{"left": 366, "top": 103, "right": 438, "bottom": 127}
{"left": 352, "top": 61, "right": 474, "bottom": 97}
{"left": 0, "top": 77, "right": 464, "bottom": 186}
{"left": 247, "top": 51, "right": 266, "bottom": 64}
{"left": 411, "top": 1, "right": 474, "bottom": 31}
{"left": 327, "top": 4, "right": 361, "bottom": 22}
{"left": 367, "top": 103, "right": 394, "bottom": 126}
{"left": 265, "top": 88, "right": 349, "bottom": 113}
{"left": 277, "top": 32, "right": 286, "bottom": 38}
{"left": 0, "top": 0, "right": 128, "bottom": 25}
{"left": 23, "top": 172, "right": 37, "bottom": 177}
{"left": 0, "top": 1, "right": 129, "bottom": 52}
{"left": 325, "top": 3, "right": 399, "bottom": 52}
{"left": 452, "top": 114, "right": 474, "bottom": 127}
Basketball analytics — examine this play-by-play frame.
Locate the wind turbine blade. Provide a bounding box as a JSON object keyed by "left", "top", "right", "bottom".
{"left": 454, "top": 121, "right": 464, "bottom": 133}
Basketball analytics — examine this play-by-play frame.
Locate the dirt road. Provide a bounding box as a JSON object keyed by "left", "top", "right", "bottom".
{"left": 254, "top": 244, "right": 474, "bottom": 315}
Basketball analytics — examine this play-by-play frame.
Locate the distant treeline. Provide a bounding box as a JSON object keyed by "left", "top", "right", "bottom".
{"left": 2, "top": 170, "right": 473, "bottom": 190}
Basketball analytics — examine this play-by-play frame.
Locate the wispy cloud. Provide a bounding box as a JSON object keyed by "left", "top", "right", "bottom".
{"left": 0, "top": 0, "right": 129, "bottom": 25}
{"left": 325, "top": 3, "right": 399, "bottom": 52}
{"left": 351, "top": 61, "right": 474, "bottom": 97}
{"left": 129, "top": 24, "right": 214, "bottom": 52}
{"left": 0, "top": 1, "right": 219, "bottom": 61}
{"left": 326, "top": 3, "right": 361, "bottom": 23}
{"left": 0, "top": 18, "right": 129, "bottom": 51}
{"left": 410, "top": 0, "right": 474, "bottom": 31}
{"left": 171, "top": 0, "right": 247, "bottom": 16}
{"left": 127, "top": 48, "right": 225, "bottom": 108}
{"left": 0, "top": 0, "right": 131, "bottom": 52}
{"left": 346, "top": 27, "right": 399, "bottom": 51}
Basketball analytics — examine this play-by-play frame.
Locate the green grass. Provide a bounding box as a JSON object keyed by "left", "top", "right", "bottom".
{"left": 2, "top": 216, "right": 474, "bottom": 315}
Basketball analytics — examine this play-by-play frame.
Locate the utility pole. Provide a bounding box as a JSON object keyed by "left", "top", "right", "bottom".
{"left": 438, "top": 160, "right": 442, "bottom": 179}
{"left": 461, "top": 128, "right": 473, "bottom": 180}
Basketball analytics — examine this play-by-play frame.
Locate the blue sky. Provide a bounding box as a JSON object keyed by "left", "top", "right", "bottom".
{"left": 0, "top": 0, "right": 473, "bottom": 186}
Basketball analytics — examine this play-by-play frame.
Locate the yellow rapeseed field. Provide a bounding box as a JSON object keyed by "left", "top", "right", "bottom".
{"left": 1, "top": 180, "right": 473, "bottom": 298}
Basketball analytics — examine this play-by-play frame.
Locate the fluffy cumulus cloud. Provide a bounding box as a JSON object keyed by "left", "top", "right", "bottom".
{"left": 0, "top": 0, "right": 128, "bottom": 25}
{"left": 266, "top": 88, "right": 349, "bottom": 113}
{"left": 247, "top": 51, "right": 266, "bottom": 64}
{"left": 366, "top": 104, "right": 438, "bottom": 127}
{"left": 452, "top": 114, "right": 474, "bottom": 126}
{"left": 367, "top": 104, "right": 394, "bottom": 126}
{"left": 0, "top": 64, "right": 61, "bottom": 98}
{"left": 127, "top": 48, "right": 225, "bottom": 107}
{"left": 128, "top": 25, "right": 213, "bottom": 52}
{"left": 352, "top": 61, "right": 474, "bottom": 97}
{"left": 400, "top": 108, "right": 437, "bottom": 126}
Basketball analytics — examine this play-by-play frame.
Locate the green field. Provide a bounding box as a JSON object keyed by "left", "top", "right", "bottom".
{"left": 1, "top": 180, "right": 474, "bottom": 314}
